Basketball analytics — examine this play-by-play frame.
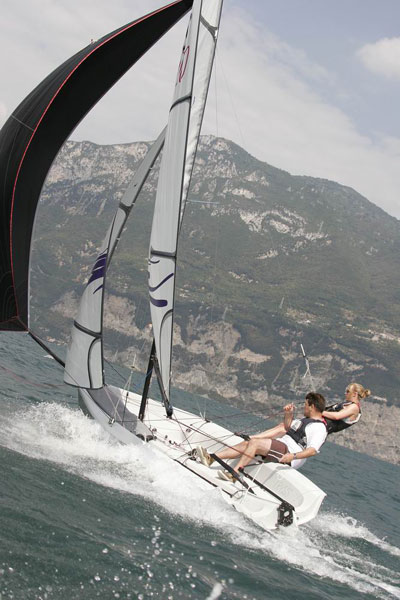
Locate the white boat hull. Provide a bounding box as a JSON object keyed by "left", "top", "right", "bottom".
{"left": 79, "top": 385, "right": 326, "bottom": 530}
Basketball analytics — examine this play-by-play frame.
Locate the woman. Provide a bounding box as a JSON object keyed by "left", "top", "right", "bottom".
{"left": 323, "top": 382, "right": 370, "bottom": 434}
{"left": 249, "top": 382, "right": 370, "bottom": 437}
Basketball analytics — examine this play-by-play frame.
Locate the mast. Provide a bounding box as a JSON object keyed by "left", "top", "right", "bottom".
{"left": 147, "top": 0, "right": 223, "bottom": 416}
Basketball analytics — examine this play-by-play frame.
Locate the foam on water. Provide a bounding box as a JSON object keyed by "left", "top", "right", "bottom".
{"left": 235, "top": 518, "right": 400, "bottom": 599}
{"left": 2, "top": 401, "right": 400, "bottom": 599}
{"left": 0, "top": 403, "right": 248, "bottom": 533}
{"left": 311, "top": 512, "right": 400, "bottom": 557}
{"left": 205, "top": 583, "right": 224, "bottom": 600}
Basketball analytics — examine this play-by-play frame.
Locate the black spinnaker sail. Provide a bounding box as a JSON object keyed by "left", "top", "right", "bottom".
{"left": 0, "top": 0, "right": 192, "bottom": 332}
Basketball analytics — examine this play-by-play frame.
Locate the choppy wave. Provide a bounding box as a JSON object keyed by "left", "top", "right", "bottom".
{"left": 0, "top": 402, "right": 248, "bottom": 531}
{"left": 1, "top": 401, "right": 399, "bottom": 600}
{"left": 236, "top": 516, "right": 400, "bottom": 599}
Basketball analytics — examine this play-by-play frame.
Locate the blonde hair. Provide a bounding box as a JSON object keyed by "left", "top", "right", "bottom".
{"left": 348, "top": 382, "right": 371, "bottom": 399}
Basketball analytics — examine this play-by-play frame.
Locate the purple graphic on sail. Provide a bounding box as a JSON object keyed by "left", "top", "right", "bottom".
{"left": 148, "top": 271, "right": 174, "bottom": 307}
{"left": 87, "top": 251, "right": 107, "bottom": 293}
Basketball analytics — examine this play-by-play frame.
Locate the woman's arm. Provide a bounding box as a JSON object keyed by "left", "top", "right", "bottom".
{"left": 322, "top": 404, "right": 359, "bottom": 421}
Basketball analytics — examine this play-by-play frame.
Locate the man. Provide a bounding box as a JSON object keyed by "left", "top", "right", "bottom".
{"left": 197, "top": 392, "right": 327, "bottom": 481}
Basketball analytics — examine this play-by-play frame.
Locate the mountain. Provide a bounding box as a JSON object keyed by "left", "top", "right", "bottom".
{"left": 30, "top": 136, "right": 400, "bottom": 463}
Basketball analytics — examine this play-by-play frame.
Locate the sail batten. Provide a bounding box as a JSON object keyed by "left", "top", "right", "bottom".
{"left": 148, "top": 0, "right": 223, "bottom": 404}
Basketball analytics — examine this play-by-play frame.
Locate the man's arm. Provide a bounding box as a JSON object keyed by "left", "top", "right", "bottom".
{"left": 280, "top": 421, "right": 327, "bottom": 464}
{"left": 280, "top": 447, "right": 317, "bottom": 464}
{"left": 283, "top": 403, "right": 294, "bottom": 431}
{"left": 251, "top": 403, "right": 295, "bottom": 440}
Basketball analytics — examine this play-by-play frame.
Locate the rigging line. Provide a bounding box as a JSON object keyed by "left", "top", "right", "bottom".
{"left": 213, "top": 47, "right": 220, "bottom": 139}
{"left": 300, "top": 343, "right": 315, "bottom": 391}
{"left": 26, "top": 328, "right": 97, "bottom": 397}
{"left": 208, "top": 49, "right": 221, "bottom": 331}
{"left": 104, "top": 384, "right": 126, "bottom": 424}
{"left": 259, "top": 207, "right": 317, "bottom": 390}
{"left": 171, "top": 418, "right": 281, "bottom": 466}
{"left": 171, "top": 415, "right": 195, "bottom": 452}
{"left": 209, "top": 200, "right": 220, "bottom": 328}
{"left": 28, "top": 329, "right": 65, "bottom": 368}
{"left": 0, "top": 363, "right": 64, "bottom": 389}
{"left": 103, "top": 357, "right": 126, "bottom": 382}
{"left": 74, "top": 147, "right": 102, "bottom": 207}
{"left": 187, "top": 199, "right": 219, "bottom": 204}
{"left": 186, "top": 46, "right": 221, "bottom": 421}
{"left": 126, "top": 294, "right": 147, "bottom": 371}
{"left": 216, "top": 47, "right": 245, "bottom": 149}
{"left": 224, "top": 398, "right": 306, "bottom": 421}
{"left": 208, "top": 399, "right": 306, "bottom": 422}
{"left": 195, "top": 395, "right": 206, "bottom": 421}
{"left": 240, "top": 461, "right": 264, "bottom": 504}
{"left": 103, "top": 356, "right": 155, "bottom": 397}
{"left": 137, "top": 399, "right": 305, "bottom": 428}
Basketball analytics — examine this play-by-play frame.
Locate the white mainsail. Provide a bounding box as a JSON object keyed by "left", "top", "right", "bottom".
{"left": 148, "top": 0, "right": 223, "bottom": 402}
{"left": 64, "top": 129, "right": 165, "bottom": 388}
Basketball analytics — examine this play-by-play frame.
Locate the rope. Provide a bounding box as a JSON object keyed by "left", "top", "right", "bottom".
{"left": 24, "top": 327, "right": 306, "bottom": 443}
{"left": 170, "top": 416, "right": 277, "bottom": 469}
{"left": 300, "top": 343, "right": 315, "bottom": 391}
{"left": 0, "top": 363, "right": 64, "bottom": 389}
{"left": 207, "top": 47, "right": 317, "bottom": 396}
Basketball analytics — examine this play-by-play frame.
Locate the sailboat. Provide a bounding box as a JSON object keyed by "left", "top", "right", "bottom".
{"left": 0, "top": 0, "right": 326, "bottom": 531}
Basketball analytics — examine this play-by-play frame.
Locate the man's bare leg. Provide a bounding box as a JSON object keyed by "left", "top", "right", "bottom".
{"left": 197, "top": 421, "right": 287, "bottom": 472}
{"left": 215, "top": 424, "right": 285, "bottom": 462}
{"left": 215, "top": 440, "right": 249, "bottom": 461}
{"left": 234, "top": 438, "right": 272, "bottom": 472}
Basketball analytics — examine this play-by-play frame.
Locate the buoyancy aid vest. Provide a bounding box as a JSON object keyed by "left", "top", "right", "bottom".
{"left": 324, "top": 401, "right": 361, "bottom": 434}
{"left": 285, "top": 417, "right": 328, "bottom": 449}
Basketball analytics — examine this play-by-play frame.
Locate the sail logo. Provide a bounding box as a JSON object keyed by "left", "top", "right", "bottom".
{"left": 178, "top": 46, "right": 190, "bottom": 82}
{"left": 148, "top": 270, "right": 174, "bottom": 308}
{"left": 87, "top": 250, "right": 107, "bottom": 294}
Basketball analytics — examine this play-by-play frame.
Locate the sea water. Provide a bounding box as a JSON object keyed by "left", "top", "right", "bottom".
{"left": 0, "top": 332, "right": 399, "bottom": 600}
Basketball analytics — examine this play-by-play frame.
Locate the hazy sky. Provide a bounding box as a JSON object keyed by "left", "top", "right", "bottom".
{"left": 1, "top": 0, "right": 399, "bottom": 218}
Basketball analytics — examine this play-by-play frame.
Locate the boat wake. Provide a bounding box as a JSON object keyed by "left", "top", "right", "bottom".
{"left": 238, "top": 514, "right": 400, "bottom": 599}
{"left": 2, "top": 401, "right": 399, "bottom": 600}
{"left": 0, "top": 402, "right": 247, "bottom": 530}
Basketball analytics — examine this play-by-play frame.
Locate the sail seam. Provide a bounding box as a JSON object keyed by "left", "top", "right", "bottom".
{"left": 10, "top": 115, "right": 35, "bottom": 132}
{"left": 200, "top": 15, "right": 218, "bottom": 39}
{"left": 73, "top": 321, "right": 101, "bottom": 338}
{"left": 170, "top": 93, "right": 192, "bottom": 112}
{"left": 118, "top": 203, "right": 130, "bottom": 216}
{"left": 150, "top": 249, "right": 177, "bottom": 259}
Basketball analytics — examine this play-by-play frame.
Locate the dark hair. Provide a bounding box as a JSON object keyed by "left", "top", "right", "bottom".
{"left": 305, "top": 392, "right": 325, "bottom": 413}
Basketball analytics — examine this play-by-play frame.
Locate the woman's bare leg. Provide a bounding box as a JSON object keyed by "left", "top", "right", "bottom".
{"left": 254, "top": 423, "right": 286, "bottom": 439}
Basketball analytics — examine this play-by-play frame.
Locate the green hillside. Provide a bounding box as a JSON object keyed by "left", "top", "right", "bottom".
{"left": 30, "top": 136, "right": 400, "bottom": 407}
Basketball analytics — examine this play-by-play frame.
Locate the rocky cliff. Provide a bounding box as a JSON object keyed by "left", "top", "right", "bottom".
{"left": 31, "top": 136, "right": 400, "bottom": 465}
